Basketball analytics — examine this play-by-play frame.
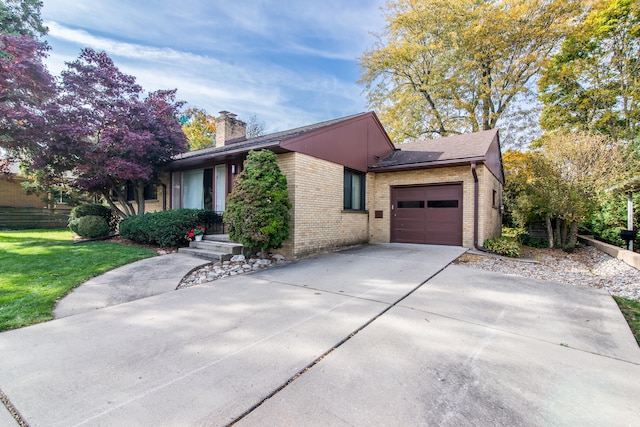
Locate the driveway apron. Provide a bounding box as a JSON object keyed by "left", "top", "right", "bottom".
{"left": 1, "top": 244, "right": 639, "bottom": 426}
{"left": 0, "top": 244, "right": 463, "bottom": 426}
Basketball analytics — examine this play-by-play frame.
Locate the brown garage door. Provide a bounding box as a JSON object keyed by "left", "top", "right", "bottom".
{"left": 391, "top": 184, "right": 463, "bottom": 246}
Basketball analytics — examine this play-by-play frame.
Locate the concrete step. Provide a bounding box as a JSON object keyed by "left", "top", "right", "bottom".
{"left": 203, "top": 234, "right": 232, "bottom": 242}
{"left": 178, "top": 247, "right": 233, "bottom": 262}
{"left": 178, "top": 238, "right": 243, "bottom": 262}
{"left": 189, "top": 240, "right": 243, "bottom": 254}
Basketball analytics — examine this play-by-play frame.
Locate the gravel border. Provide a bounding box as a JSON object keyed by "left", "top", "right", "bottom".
{"left": 454, "top": 245, "right": 640, "bottom": 301}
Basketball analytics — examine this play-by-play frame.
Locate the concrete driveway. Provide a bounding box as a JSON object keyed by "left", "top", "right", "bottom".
{"left": 0, "top": 244, "right": 639, "bottom": 426}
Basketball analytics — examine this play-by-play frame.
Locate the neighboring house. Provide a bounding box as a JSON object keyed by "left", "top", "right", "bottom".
{"left": 163, "top": 111, "right": 504, "bottom": 259}
{"left": 0, "top": 162, "right": 45, "bottom": 209}
{"left": 0, "top": 162, "right": 71, "bottom": 229}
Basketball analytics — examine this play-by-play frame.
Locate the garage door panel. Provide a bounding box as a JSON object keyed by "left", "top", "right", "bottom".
{"left": 391, "top": 184, "right": 462, "bottom": 246}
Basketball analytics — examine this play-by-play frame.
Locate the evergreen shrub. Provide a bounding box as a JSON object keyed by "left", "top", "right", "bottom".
{"left": 76, "top": 215, "right": 110, "bottom": 238}
{"left": 69, "top": 204, "right": 118, "bottom": 232}
{"left": 224, "top": 150, "right": 291, "bottom": 256}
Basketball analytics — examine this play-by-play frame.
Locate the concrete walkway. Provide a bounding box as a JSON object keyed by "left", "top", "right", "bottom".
{"left": 0, "top": 244, "right": 639, "bottom": 426}
{"left": 53, "top": 254, "right": 209, "bottom": 318}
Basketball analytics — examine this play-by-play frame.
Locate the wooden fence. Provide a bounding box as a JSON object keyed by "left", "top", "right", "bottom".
{"left": 0, "top": 207, "right": 70, "bottom": 230}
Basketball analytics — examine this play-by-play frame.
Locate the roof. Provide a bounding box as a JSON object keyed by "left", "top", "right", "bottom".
{"left": 606, "top": 175, "right": 640, "bottom": 194}
{"left": 370, "top": 129, "right": 499, "bottom": 170}
{"left": 167, "top": 112, "right": 373, "bottom": 170}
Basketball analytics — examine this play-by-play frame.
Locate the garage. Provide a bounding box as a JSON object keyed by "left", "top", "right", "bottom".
{"left": 391, "top": 184, "right": 463, "bottom": 246}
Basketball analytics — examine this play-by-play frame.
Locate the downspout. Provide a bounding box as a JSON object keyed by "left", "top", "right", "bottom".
{"left": 471, "top": 162, "right": 489, "bottom": 253}
{"left": 161, "top": 183, "right": 167, "bottom": 211}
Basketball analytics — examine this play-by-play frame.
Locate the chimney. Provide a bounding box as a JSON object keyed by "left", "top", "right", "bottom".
{"left": 215, "top": 111, "right": 247, "bottom": 147}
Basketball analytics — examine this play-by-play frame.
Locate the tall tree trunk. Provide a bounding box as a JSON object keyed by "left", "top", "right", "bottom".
{"left": 135, "top": 181, "right": 145, "bottom": 215}
{"left": 546, "top": 214, "right": 554, "bottom": 249}
{"left": 555, "top": 218, "right": 562, "bottom": 248}
{"left": 561, "top": 220, "right": 568, "bottom": 247}
{"left": 101, "top": 189, "right": 129, "bottom": 218}
{"left": 566, "top": 220, "right": 579, "bottom": 251}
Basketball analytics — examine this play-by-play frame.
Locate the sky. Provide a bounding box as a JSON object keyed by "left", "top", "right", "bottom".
{"left": 40, "top": 0, "right": 388, "bottom": 133}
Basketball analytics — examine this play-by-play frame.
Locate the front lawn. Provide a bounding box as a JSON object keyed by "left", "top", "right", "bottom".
{"left": 0, "top": 229, "right": 155, "bottom": 332}
{"left": 614, "top": 296, "right": 640, "bottom": 346}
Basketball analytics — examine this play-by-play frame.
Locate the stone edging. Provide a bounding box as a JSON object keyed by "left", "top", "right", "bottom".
{"left": 578, "top": 235, "right": 640, "bottom": 271}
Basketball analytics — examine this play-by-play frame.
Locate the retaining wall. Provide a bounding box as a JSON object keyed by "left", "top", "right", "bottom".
{"left": 578, "top": 235, "right": 640, "bottom": 271}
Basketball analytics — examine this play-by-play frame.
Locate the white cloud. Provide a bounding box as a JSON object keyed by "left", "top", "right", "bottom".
{"left": 40, "top": 1, "right": 384, "bottom": 132}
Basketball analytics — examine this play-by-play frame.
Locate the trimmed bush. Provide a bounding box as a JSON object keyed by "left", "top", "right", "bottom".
{"left": 225, "top": 150, "right": 291, "bottom": 255}
{"left": 69, "top": 204, "right": 118, "bottom": 232}
{"left": 483, "top": 236, "right": 522, "bottom": 258}
{"left": 76, "top": 215, "right": 110, "bottom": 238}
{"left": 119, "top": 209, "right": 219, "bottom": 247}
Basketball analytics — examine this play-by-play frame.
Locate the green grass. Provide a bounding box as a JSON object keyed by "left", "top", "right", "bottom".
{"left": 614, "top": 296, "right": 640, "bottom": 347}
{"left": 0, "top": 229, "right": 156, "bottom": 332}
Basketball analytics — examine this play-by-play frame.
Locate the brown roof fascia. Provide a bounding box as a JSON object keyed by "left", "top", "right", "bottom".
{"left": 368, "top": 156, "right": 487, "bottom": 173}
{"left": 165, "top": 140, "right": 285, "bottom": 171}
{"left": 166, "top": 112, "right": 374, "bottom": 171}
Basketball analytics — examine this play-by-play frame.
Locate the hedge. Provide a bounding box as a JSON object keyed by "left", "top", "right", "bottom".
{"left": 119, "top": 209, "right": 220, "bottom": 247}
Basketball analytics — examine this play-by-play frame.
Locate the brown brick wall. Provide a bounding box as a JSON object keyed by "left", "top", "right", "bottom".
{"left": 277, "top": 152, "right": 369, "bottom": 259}
{"left": 477, "top": 166, "right": 503, "bottom": 243}
{"left": 369, "top": 164, "right": 502, "bottom": 248}
{"left": 0, "top": 176, "right": 46, "bottom": 208}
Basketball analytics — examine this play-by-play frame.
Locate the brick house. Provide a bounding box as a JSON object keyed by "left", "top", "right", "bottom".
{"left": 162, "top": 111, "right": 504, "bottom": 259}
{"left": 0, "top": 162, "right": 71, "bottom": 229}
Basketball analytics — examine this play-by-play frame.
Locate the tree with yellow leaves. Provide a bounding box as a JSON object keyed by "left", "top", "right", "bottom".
{"left": 506, "top": 131, "right": 634, "bottom": 249}
{"left": 180, "top": 108, "right": 216, "bottom": 151}
{"left": 360, "top": 0, "right": 584, "bottom": 143}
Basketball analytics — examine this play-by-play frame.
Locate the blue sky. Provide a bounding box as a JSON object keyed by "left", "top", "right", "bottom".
{"left": 40, "top": 0, "right": 387, "bottom": 133}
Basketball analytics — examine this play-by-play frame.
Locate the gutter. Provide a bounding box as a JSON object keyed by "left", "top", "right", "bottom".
{"left": 471, "top": 162, "right": 490, "bottom": 253}
{"left": 368, "top": 156, "right": 487, "bottom": 173}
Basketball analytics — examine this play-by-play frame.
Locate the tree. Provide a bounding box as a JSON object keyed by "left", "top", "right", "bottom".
{"left": 245, "top": 114, "right": 267, "bottom": 138}
{"left": 0, "top": 34, "right": 55, "bottom": 169}
{"left": 180, "top": 108, "right": 216, "bottom": 150}
{"left": 0, "top": 0, "right": 54, "bottom": 173}
{"left": 224, "top": 149, "right": 291, "bottom": 257}
{"left": 34, "top": 49, "right": 187, "bottom": 217}
{"left": 507, "top": 131, "right": 634, "bottom": 249}
{"left": 0, "top": 0, "right": 47, "bottom": 37}
{"left": 539, "top": 0, "right": 640, "bottom": 141}
{"left": 359, "top": 0, "right": 583, "bottom": 143}
{"left": 539, "top": 0, "right": 640, "bottom": 140}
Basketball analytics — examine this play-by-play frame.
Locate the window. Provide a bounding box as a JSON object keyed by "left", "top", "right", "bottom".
{"left": 427, "top": 200, "right": 458, "bottom": 208}
{"left": 126, "top": 182, "right": 158, "bottom": 201}
{"left": 398, "top": 200, "right": 425, "bottom": 209}
{"left": 215, "top": 164, "right": 226, "bottom": 212}
{"left": 492, "top": 189, "right": 498, "bottom": 208}
{"left": 344, "top": 168, "right": 365, "bottom": 210}
{"left": 182, "top": 169, "right": 204, "bottom": 209}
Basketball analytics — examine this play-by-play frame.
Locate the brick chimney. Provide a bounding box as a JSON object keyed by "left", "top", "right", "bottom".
{"left": 215, "top": 111, "right": 247, "bottom": 147}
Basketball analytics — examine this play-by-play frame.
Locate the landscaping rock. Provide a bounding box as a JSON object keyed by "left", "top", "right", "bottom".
{"left": 456, "top": 245, "right": 640, "bottom": 301}
{"left": 178, "top": 253, "right": 291, "bottom": 289}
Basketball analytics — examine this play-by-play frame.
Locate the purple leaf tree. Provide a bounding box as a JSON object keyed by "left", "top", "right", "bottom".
{"left": 42, "top": 49, "right": 187, "bottom": 217}
{"left": 0, "top": 33, "right": 56, "bottom": 173}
